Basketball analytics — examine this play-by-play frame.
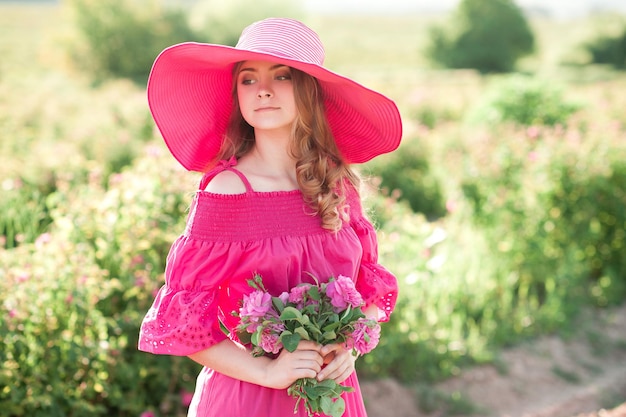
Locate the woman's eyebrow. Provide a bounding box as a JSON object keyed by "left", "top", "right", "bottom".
{"left": 239, "top": 64, "right": 288, "bottom": 73}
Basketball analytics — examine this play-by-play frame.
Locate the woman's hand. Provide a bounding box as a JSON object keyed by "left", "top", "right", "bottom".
{"left": 316, "top": 343, "right": 357, "bottom": 384}
{"left": 263, "top": 341, "right": 324, "bottom": 389}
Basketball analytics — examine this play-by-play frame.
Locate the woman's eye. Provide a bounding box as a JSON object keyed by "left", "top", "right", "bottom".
{"left": 240, "top": 78, "right": 255, "bottom": 85}
{"left": 276, "top": 73, "right": 291, "bottom": 81}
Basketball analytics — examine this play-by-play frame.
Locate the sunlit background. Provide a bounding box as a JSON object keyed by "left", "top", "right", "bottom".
{"left": 1, "top": 1, "right": 626, "bottom": 416}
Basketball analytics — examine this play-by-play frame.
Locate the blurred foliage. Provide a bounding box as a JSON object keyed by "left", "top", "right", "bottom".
{"left": 457, "top": 120, "right": 626, "bottom": 334}
{"left": 360, "top": 99, "right": 626, "bottom": 383}
{"left": 426, "top": 0, "right": 535, "bottom": 73}
{"left": 364, "top": 138, "right": 446, "bottom": 220}
{"left": 67, "top": 0, "right": 203, "bottom": 84}
{"left": 466, "top": 74, "right": 582, "bottom": 126}
{"left": 66, "top": 0, "right": 302, "bottom": 85}
{"left": 0, "top": 74, "right": 154, "bottom": 250}
{"left": 1, "top": 149, "right": 200, "bottom": 417}
{"left": 547, "top": 161, "right": 626, "bottom": 307}
{"left": 2, "top": 3, "right": 626, "bottom": 415}
{"left": 188, "top": 0, "right": 302, "bottom": 46}
{"left": 0, "top": 183, "right": 52, "bottom": 250}
{"left": 584, "top": 25, "right": 626, "bottom": 70}
{"left": 0, "top": 238, "right": 113, "bottom": 416}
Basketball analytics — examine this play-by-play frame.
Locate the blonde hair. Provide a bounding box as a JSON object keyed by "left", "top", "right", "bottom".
{"left": 216, "top": 64, "right": 360, "bottom": 232}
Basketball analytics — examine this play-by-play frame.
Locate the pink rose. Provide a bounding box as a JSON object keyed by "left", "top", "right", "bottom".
{"left": 325, "top": 275, "right": 363, "bottom": 312}
{"left": 180, "top": 389, "right": 194, "bottom": 407}
{"left": 278, "top": 291, "right": 289, "bottom": 305}
{"left": 288, "top": 284, "right": 312, "bottom": 306}
{"left": 349, "top": 318, "right": 381, "bottom": 355}
{"left": 259, "top": 326, "right": 283, "bottom": 354}
{"left": 240, "top": 290, "right": 272, "bottom": 331}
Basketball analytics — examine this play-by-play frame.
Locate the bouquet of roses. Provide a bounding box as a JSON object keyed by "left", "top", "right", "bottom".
{"left": 235, "top": 273, "right": 381, "bottom": 417}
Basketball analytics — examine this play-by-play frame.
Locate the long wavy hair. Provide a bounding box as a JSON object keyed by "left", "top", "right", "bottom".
{"left": 215, "top": 63, "right": 360, "bottom": 232}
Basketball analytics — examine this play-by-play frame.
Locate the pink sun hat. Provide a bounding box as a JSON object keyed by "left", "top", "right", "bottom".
{"left": 147, "top": 17, "right": 403, "bottom": 172}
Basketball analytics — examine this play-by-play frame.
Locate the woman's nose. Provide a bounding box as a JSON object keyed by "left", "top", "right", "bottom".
{"left": 256, "top": 81, "right": 273, "bottom": 98}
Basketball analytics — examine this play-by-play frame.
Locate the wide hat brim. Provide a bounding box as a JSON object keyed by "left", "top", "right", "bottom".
{"left": 147, "top": 42, "right": 403, "bottom": 172}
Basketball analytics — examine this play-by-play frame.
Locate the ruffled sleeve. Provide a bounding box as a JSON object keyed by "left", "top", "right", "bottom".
{"left": 138, "top": 235, "right": 237, "bottom": 355}
{"left": 347, "top": 188, "right": 398, "bottom": 322}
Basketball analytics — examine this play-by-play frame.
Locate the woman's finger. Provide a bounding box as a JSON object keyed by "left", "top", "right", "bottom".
{"left": 317, "top": 348, "right": 355, "bottom": 382}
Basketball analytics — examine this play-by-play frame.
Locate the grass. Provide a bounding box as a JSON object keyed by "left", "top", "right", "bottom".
{"left": 552, "top": 366, "right": 582, "bottom": 384}
{"left": 415, "top": 384, "right": 487, "bottom": 416}
{"left": 0, "top": 3, "right": 63, "bottom": 74}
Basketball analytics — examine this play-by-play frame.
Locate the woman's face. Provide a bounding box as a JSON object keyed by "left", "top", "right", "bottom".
{"left": 236, "top": 60, "right": 298, "bottom": 136}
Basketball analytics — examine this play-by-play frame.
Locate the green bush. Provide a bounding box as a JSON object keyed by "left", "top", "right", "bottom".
{"left": 1, "top": 147, "right": 201, "bottom": 417}
{"left": 67, "top": 0, "right": 303, "bottom": 84}
{"left": 426, "top": 0, "right": 535, "bottom": 73}
{"left": 357, "top": 194, "right": 448, "bottom": 381}
{"left": 548, "top": 161, "right": 626, "bottom": 307}
{"left": 48, "top": 145, "right": 193, "bottom": 289}
{"left": 0, "top": 238, "right": 113, "bottom": 416}
{"left": 459, "top": 144, "right": 586, "bottom": 341}
{"left": 0, "top": 235, "right": 197, "bottom": 417}
{"left": 459, "top": 124, "right": 626, "bottom": 332}
{"left": 584, "top": 26, "right": 626, "bottom": 69}
{"left": 364, "top": 136, "right": 446, "bottom": 220}
{"left": 467, "top": 75, "right": 581, "bottom": 126}
{"left": 68, "top": 0, "right": 203, "bottom": 84}
{"left": 360, "top": 191, "right": 508, "bottom": 382}
{"left": 0, "top": 184, "right": 52, "bottom": 249}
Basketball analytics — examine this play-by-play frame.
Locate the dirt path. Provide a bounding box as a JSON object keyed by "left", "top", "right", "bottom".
{"left": 362, "top": 305, "right": 626, "bottom": 417}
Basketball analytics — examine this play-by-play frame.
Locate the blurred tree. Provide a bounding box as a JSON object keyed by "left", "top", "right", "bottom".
{"left": 584, "top": 26, "right": 626, "bottom": 70}
{"left": 68, "top": 0, "right": 202, "bottom": 84}
{"left": 466, "top": 74, "right": 581, "bottom": 126}
{"left": 67, "top": 0, "right": 302, "bottom": 85}
{"left": 426, "top": 0, "right": 535, "bottom": 73}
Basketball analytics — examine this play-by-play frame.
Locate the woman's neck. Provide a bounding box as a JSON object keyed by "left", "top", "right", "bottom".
{"left": 237, "top": 131, "right": 299, "bottom": 191}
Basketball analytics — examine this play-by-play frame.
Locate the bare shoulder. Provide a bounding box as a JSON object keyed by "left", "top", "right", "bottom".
{"left": 204, "top": 170, "right": 247, "bottom": 195}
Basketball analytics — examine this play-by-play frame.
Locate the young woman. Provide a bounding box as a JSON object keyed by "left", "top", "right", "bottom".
{"left": 139, "top": 18, "right": 402, "bottom": 417}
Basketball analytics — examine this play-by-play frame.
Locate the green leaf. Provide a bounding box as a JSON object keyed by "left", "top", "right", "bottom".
{"left": 306, "top": 398, "right": 319, "bottom": 416}
{"left": 251, "top": 330, "right": 261, "bottom": 346}
{"left": 322, "top": 321, "right": 341, "bottom": 332}
{"left": 320, "top": 396, "right": 333, "bottom": 414}
{"left": 339, "top": 305, "right": 353, "bottom": 320}
{"left": 272, "top": 296, "right": 285, "bottom": 313}
{"left": 251, "top": 273, "right": 267, "bottom": 291}
{"left": 322, "top": 330, "right": 337, "bottom": 341}
{"left": 326, "top": 397, "right": 346, "bottom": 417}
{"left": 304, "top": 383, "right": 332, "bottom": 398}
{"left": 237, "top": 331, "right": 252, "bottom": 345}
{"left": 281, "top": 332, "right": 301, "bottom": 352}
{"left": 308, "top": 285, "right": 321, "bottom": 301}
{"left": 219, "top": 318, "right": 230, "bottom": 336}
{"left": 280, "top": 306, "right": 303, "bottom": 321}
{"left": 294, "top": 326, "right": 311, "bottom": 340}
{"left": 305, "top": 323, "right": 323, "bottom": 336}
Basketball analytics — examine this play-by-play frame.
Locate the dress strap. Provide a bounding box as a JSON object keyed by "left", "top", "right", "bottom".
{"left": 198, "top": 156, "right": 254, "bottom": 193}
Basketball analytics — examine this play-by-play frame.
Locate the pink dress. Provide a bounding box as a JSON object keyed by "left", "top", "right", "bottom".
{"left": 139, "top": 158, "right": 398, "bottom": 417}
